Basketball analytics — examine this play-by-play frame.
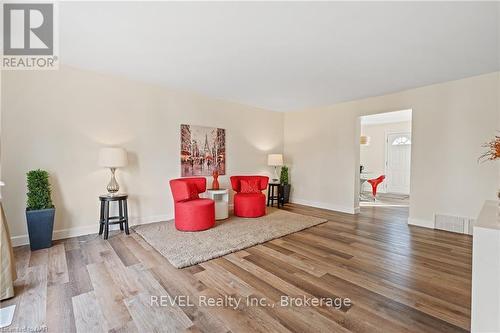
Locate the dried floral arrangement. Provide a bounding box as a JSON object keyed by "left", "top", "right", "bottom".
{"left": 479, "top": 135, "right": 500, "bottom": 163}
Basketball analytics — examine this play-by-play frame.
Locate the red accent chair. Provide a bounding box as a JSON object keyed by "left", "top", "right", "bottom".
{"left": 230, "top": 176, "right": 269, "bottom": 218}
{"left": 169, "top": 177, "right": 215, "bottom": 231}
{"left": 367, "top": 175, "right": 386, "bottom": 200}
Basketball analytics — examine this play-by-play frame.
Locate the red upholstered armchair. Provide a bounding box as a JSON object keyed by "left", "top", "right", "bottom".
{"left": 230, "top": 176, "right": 269, "bottom": 218}
{"left": 169, "top": 177, "right": 215, "bottom": 231}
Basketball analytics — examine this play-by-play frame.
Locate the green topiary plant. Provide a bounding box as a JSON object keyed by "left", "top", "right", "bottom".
{"left": 280, "top": 166, "right": 289, "bottom": 185}
{"left": 26, "top": 169, "right": 54, "bottom": 211}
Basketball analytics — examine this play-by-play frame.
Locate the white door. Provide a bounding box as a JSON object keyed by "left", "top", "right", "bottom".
{"left": 386, "top": 133, "right": 411, "bottom": 194}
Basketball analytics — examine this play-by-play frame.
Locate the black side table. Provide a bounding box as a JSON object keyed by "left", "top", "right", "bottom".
{"left": 99, "top": 194, "right": 129, "bottom": 240}
{"left": 267, "top": 183, "right": 282, "bottom": 208}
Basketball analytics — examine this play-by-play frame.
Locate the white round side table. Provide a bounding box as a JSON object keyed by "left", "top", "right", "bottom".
{"left": 205, "top": 189, "right": 229, "bottom": 220}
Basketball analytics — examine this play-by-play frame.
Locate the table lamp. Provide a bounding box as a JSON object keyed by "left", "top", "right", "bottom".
{"left": 267, "top": 154, "right": 283, "bottom": 183}
{"left": 99, "top": 147, "right": 128, "bottom": 195}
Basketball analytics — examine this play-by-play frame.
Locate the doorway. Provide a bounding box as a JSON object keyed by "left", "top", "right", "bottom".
{"left": 359, "top": 110, "right": 412, "bottom": 207}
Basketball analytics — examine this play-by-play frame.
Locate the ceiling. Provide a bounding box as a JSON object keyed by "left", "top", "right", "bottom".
{"left": 361, "top": 109, "right": 412, "bottom": 126}
{"left": 60, "top": 2, "right": 499, "bottom": 112}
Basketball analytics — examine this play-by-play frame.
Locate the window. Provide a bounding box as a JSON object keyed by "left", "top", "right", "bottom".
{"left": 392, "top": 136, "right": 411, "bottom": 145}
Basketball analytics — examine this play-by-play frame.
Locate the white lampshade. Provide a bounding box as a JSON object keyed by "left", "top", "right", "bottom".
{"left": 98, "top": 147, "right": 128, "bottom": 168}
{"left": 360, "top": 135, "right": 371, "bottom": 145}
{"left": 267, "top": 154, "right": 283, "bottom": 166}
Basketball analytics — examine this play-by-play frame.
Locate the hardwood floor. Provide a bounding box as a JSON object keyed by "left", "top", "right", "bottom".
{"left": 1, "top": 204, "right": 472, "bottom": 333}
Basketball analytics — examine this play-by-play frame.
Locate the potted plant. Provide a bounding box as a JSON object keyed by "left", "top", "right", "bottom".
{"left": 25, "top": 169, "right": 55, "bottom": 250}
{"left": 479, "top": 135, "right": 500, "bottom": 199}
{"left": 280, "top": 166, "right": 291, "bottom": 204}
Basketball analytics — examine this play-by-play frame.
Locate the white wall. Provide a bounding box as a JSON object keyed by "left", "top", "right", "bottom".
{"left": 284, "top": 72, "right": 499, "bottom": 226}
{"left": 1, "top": 66, "right": 284, "bottom": 245}
{"left": 2, "top": 67, "right": 498, "bottom": 244}
{"left": 360, "top": 121, "right": 412, "bottom": 193}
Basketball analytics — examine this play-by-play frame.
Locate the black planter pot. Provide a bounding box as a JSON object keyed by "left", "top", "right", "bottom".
{"left": 26, "top": 208, "right": 55, "bottom": 251}
{"left": 281, "top": 184, "right": 291, "bottom": 204}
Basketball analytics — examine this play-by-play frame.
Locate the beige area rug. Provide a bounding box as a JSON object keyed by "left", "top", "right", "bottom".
{"left": 133, "top": 208, "right": 327, "bottom": 268}
{"left": 360, "top": 192, "right": 410, "bottom": 207}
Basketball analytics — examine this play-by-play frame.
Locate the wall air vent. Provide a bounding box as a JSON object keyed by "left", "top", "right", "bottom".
{"left": 435, "top": 214, "right": 474, "bottom": 235}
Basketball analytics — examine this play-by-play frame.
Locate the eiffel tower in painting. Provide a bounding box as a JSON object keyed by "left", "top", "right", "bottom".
{"left": 203, "top": 134, "right": 212, "bottom": 159}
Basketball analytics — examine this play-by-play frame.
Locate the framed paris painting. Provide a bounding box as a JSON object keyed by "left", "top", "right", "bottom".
{"left": 180, "top": 124, "right": 226, "bottom": 177}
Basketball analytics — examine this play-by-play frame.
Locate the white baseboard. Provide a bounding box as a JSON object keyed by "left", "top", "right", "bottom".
{"left": 408, "top": 217, "right": 434, "bottom": 229}
{"left": 130, "top": 214, "right": 172, "bottom": 226}
{"left": 11, "top": 214, "right": 174, "bottom": 247}
{"left": 10, "top": 234, "right": 30, "bottom": 247}
{"left": 11, "top": 224, "right": 98, "bottom": 247}
{"left": 290, "top": 198, "right": 358, "bottom": 215}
